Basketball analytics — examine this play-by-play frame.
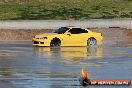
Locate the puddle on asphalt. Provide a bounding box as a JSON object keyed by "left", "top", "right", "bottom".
{"left": 0, "top": 35, "right": 132, "bottom": 88}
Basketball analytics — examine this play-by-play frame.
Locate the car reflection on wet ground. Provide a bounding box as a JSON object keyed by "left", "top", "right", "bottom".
{"left": 0, "top": 34, "right": 132, "bottom": 88}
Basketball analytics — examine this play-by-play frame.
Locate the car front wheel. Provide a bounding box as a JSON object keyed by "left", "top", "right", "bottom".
{"left": 50, "top": 38, "right": 61, "bottom": 47}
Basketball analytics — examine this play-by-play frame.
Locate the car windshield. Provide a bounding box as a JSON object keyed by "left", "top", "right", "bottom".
{"left": 53, "top": 27, "right": 69, "bottom": 34}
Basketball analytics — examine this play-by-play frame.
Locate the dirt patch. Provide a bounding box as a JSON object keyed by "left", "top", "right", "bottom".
{"left": 91, "top": 28, "right": 132, "bottom": 47}
{"left": 0, "top": 29, "right": 53, "bottom": 41}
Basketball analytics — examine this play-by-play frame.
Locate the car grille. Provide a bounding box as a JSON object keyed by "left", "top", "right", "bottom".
{"left": 34, "top": 41, "right": 39, "bottom": 44}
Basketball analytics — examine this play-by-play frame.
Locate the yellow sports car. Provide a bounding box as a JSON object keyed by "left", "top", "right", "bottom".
{"left": 33, "top": 26, "right": 103, "bottom": 47}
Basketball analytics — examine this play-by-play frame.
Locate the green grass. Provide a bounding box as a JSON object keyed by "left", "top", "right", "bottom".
{"left": 0, "top": 0, "right": 132, "bottom": 20}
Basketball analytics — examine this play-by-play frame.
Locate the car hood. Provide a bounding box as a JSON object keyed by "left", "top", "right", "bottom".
{"left": 35, "top": 33, "right": 58, "bottom": 38}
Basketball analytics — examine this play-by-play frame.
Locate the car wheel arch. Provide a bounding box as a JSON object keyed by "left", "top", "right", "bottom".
{"left": 88, "top": 37, "right": 96, "bottom": 40}
{"left": 51, "top": 37, "right": 61, "bottom": 41}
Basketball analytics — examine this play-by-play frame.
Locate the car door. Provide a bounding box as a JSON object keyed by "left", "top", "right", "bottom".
{"left": 66, "top": 28, "right": 88, "bottom": 46}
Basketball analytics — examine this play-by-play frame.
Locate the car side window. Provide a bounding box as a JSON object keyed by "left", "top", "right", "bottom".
{"left": 68, "top": 28, "right": 88, "bottom": 34}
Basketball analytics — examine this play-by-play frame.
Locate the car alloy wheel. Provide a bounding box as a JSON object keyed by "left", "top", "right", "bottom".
{"left": 87, "top": 38, "right": 97, "bottom": 46}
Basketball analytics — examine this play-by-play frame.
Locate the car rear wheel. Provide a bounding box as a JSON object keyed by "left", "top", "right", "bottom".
{"left": 87, "top": 37, "right": 97, "bottom": 46}
{"left": 50, "top": 38, "right": 61, "bottom": 47}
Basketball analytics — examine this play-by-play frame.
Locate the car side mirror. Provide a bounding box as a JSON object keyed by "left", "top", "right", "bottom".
{"left": 67, "top": 32, "right": 71, "bottom": 36}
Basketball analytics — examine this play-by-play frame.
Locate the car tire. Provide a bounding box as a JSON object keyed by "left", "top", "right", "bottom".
{"left": 50, "top": 38, "right": 61, "bottom": 47}
{"left": 87, "top": 37, "right": 97, "bottom": 46}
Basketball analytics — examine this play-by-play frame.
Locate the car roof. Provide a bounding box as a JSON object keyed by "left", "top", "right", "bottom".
{"left": 66, "top": 26, "right": 90, "bottom": 30}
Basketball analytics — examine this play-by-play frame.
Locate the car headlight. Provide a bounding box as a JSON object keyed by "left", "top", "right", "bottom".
{"left": 40, "top": 37, "right": 48, "bottom": 39}
{"left": 43, "top": 37, "right": 48, "bottom": 39}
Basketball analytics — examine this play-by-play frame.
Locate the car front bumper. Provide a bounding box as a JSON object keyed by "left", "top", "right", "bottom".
{"left": 32, "top": 40, "right": 45, "bottom": 46}
{"left": 32, "top": 38, "right": 50, "bottom": 46}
